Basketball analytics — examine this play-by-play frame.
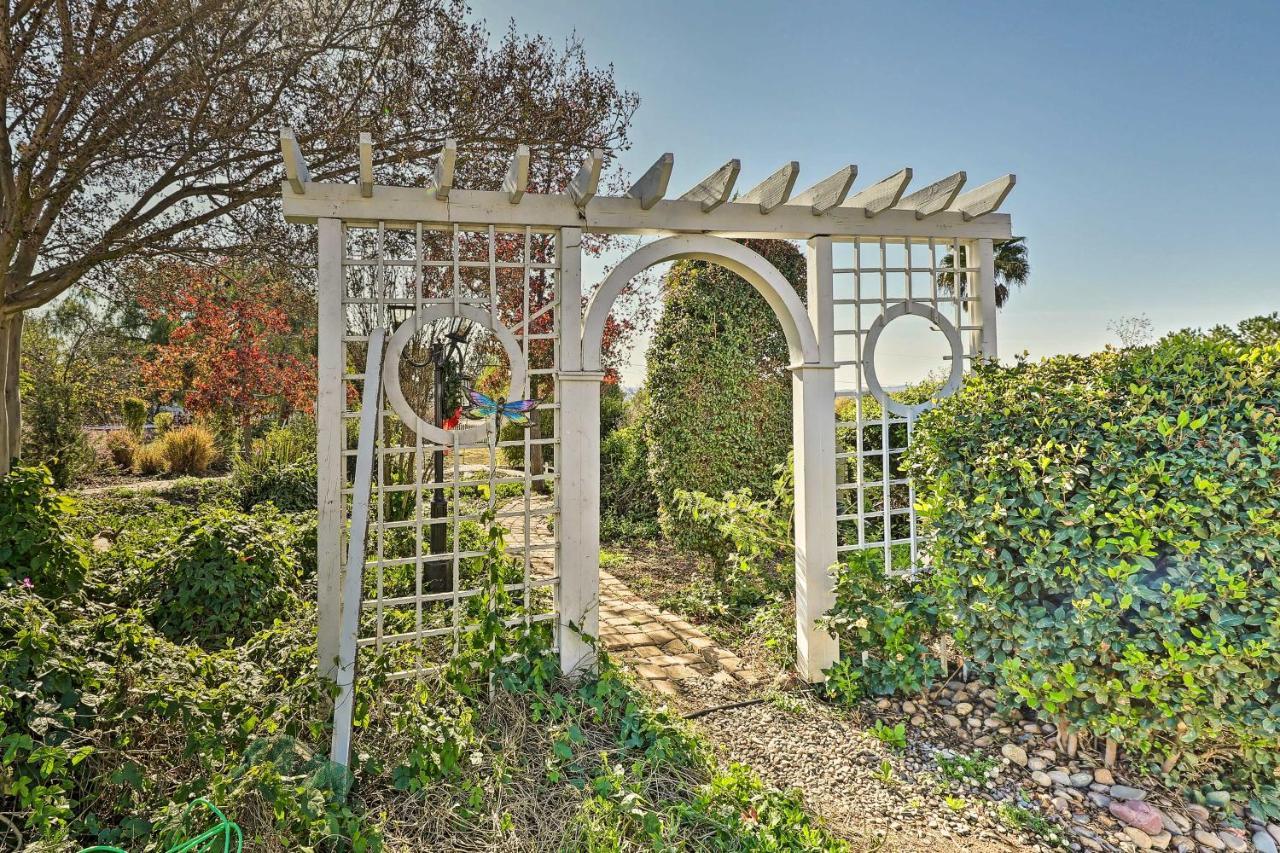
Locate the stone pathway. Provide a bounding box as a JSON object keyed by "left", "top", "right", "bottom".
{"left": 503, "top": 496, "right": 762, "bottom": 709}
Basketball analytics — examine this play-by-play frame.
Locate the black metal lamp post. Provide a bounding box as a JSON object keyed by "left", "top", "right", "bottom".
{"left": 387, "top": 309, "right": 472, "bottom": 592}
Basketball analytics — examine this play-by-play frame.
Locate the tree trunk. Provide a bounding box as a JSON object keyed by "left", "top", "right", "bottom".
{"left": 0, "top": 312, "right": 23, "bottom": 475}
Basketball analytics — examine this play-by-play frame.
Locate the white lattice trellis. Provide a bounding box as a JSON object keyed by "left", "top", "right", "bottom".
{"left": 282, "top": 132, "right": 1013, "bottom": 767}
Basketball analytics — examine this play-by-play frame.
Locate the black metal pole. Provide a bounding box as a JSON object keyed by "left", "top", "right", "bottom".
{"left": 427, "top": 351, "right": 450, "bottom": 592}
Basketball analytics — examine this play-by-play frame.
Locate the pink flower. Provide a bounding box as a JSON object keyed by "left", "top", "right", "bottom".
{"left": 20, "top": 578, "right": 34, "bottom": 589}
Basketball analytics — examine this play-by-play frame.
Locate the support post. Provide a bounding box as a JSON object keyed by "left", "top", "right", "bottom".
{"left": 974, "top": 238, "right": 998, "bottom": 359}
{"left": 555, "top": 227, "right": 600, "bottom": 676}
{"left": 794, "top": 236, "right": 840, "bottom": 682}
{"left": 316, "top": 218, "right": 344, "bottom": 679}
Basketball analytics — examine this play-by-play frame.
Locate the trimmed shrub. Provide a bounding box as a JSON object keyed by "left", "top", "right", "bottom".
{"left": 133, "top": 441, "right": 169, "bottom": 475}
{"left": 645, "top": 239, "right": 804, "bottom": 546}
{"left": 103, "top": 429, "right": 137, "bottom": 470}
{"left": 910, "top": 323, "right": 1280, "bottom": 805}
{"left": 152, "top": 410, "right": 175, "bottom": 436}
{"left": 0, "top": 465, "right": 88, "bottom": 596}
{"left": 161, "top": 423, "right": 217, "bottom": 475}
{"left": 144, "top": 505, "right": 301, "bottom": 645}
{"left": 120, "top": 396, "right": 147, "bottom": 436}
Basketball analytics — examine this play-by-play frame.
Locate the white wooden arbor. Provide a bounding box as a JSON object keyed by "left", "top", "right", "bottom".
{"left": 281, "top": 132, "right": 1013, "bottom": 767}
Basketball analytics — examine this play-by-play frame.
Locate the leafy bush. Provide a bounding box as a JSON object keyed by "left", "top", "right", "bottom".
{"left": 132, "top": 441, "right": 168, "bottom": 475}
{"left": 646, "top": 239, "right": 805, "bottom": 547}
{"left": 159, "top": 423, "right": 217, "bottom": 475}
{"left": 822, "top": 549, "right": 944, "bottom": 700}
{"left": 0, "top": 466, "right": 88, "bottom": 596}
{"left": 600, "top": 423, "right": 659, "bottom": 541}
{"left": 233, "top": 422, "right": 317, "bottom": 511}
{"left": 121, "top": 396, "right": 147, "bottom": 436}
{"left": 152, "top": 410, "right": 175, "bottom": 436}
{"left": 142, "top": 505, "right": 301, "bottom": 645}
{"left": 911, "top": 322, "right": 1280, "bottom": 808}
{"left": 103, "top": 429, "right": 138, "bottom": 470}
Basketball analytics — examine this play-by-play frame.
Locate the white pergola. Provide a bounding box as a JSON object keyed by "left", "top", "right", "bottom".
{"left": 280, "top": 130, "right": 1013, "bottom": 766}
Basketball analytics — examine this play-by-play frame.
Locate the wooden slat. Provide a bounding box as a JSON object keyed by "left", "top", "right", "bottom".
{"left": 843, "top": 167, "right": 911, "bottom": 217}
{"left": 896, "top": 171, "right": 966, "bottom": 220}
{"left": 788, "top": 165, "right": 856, "bottom": 215}
{"left": 504, "top": 144, "right": 530, "bottom": 204}
{"left": 627, "top": 153, "right": 674, "bottom": 210}
{"left": 738, "top": 161, "right": 800, "bottom": 214}
{"left": 569, "top": 148, "right": 604, "bottom": 208}
{"left": 678, "top": 159, "right": 740, "bottom": 212}
{"left": 950, "top": 174, "right": 1016, "bottom": 220}
{"left": 432, "top": 139, "right": 456, "bottom": 201}
{"left": 280, "top": 127, "right": 309, "bottom": 195}
{"left": 358, "top": 132, "right": 373, "bottom": 198}
{"left": 281, "top": 183, "right": 1014, "bottom": 240}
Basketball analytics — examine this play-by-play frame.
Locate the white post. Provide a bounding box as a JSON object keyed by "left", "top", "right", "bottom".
{"left": 557, "top": 371, "right": 602, "bottom": 676}
{"left": 794, "top": 236, "right": 840, "bottom": 682}
{"left": 555, "top": 227, "right": 601, "bottom": 677}
{"left": 973, "top": 238, "right": 998, "bottom": 359}
{"left": 316, "top": 217, "right": 344, "bottom": 679}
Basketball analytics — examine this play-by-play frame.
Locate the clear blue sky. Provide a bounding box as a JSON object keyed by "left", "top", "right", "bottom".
{"left": 478, "top": 0, "right": 1280, "bottom": 385}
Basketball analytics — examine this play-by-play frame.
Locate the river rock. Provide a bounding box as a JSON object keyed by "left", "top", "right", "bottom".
{"left": 942, "top": 714, "right": 961, "bottom": 729}
{"left": 1122, "top": 826, "right": 1153, "bottom": 850}
{"left": 1093, "top": 767, "right": 1115, "bottom": 785}
{"left": 1032, "top": 770, "right": 1053, "bottom": 787}
{"left": 1109, "top": 784, "right": 1148, "bottom": 801}
{"left": 1185, "top": 804, "right": 1211, "bottom": 823}
{"left": 1001, "top": 744, "right": 1028, "bottom": 766}
{"left": 1110, "top": 799, "right": 1165, "bottom": 836}
{"left": 1193, "top": 829, "right": 1225, "bottom": 850}
{"left": 1028, "top": 756, "right": 1048, "bottom": 772}
{"left": 1069, "top": 771, "right": 1093, "bottom": 788}
{"left": 955, "top": 702, "right": 974, "bottom": 716}
{"left": 1149, "top": 830, "right": 1171, "bottom": 850}
{"left": 1254, "top": 830, "right": 1278, "bottom": 853}
{"left": 1218, "top": 830, "right": 1246, "bottom": 852}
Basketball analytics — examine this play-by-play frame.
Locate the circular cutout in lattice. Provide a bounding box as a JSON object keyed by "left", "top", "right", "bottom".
{"left": 381, "top": 305, "right": 526, "bottom": 445}
{"left": 862, "top": 303, "right": 964, "bottom": 419}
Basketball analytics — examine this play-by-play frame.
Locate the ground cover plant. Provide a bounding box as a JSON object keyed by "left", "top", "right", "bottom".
{"left": 0, "top": 467, "right": 844, "bottom": 851}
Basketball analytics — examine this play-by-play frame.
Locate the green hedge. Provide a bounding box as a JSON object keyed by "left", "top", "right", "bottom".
{"left": 645, "top": 239, "right": 804, "bottom": 546}
{"left": 0, "top": 466, "right": 88, "bottom": 597}
{"left": 910, "top": 323, "right": 1280, "bottom": 809}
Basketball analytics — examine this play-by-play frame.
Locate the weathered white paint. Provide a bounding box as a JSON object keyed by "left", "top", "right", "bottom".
{"left": 898, "top": 171, "right": 966, "bottom": 219}
{"left": 432, "top": 139, "right": 456, "bottom": 201}
{"left": 358, "top": 132, "right": 373, "bottom": 198}
{"left": 739, "top": 161, "right": 800, "bottom": 214}
{"left": 951, "top": 174, "right": 1016, "bottom": 221}
{"left": 569, "top": 149, "right": 604, "bottom": 209}
{"left": 626, "top": 152, "right": 674, "bottom": 210}
{"left": 789, "top": 166, "right": 856, "bottom": 215}
{"left": 331, "top": 326, "right": 385, "bottom": 769}
{"left": 844, "top": 167, "right": 912, "bottom": 216}
{"left": 580, "top": 234, "right": 821, "bottom": 371}
{"left": 315, "top": 218, "right": 344, "bottom": 678}
{"left": 556, "top": 371, "right": 603, "bottom": 676}
{"left": 862, "top": 303, "right": 964, "bottom": 418}
{"left": 282, "top": 182, "right": 1012, "bottom": 240}
{"left": 504, "top": 144, "right": 530, "bottom": 204}
{"left": 280, "top": 127, "right": 309, "bottom": 194}
{"left": 679, "top": 159, "right": 741, "bottom": 212}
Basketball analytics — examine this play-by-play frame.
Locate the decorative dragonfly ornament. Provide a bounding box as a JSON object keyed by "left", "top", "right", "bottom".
{"left": 465, "top": 389, "right": 542, "bottom": 427}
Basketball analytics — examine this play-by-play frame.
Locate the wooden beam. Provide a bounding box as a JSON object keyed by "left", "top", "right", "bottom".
{"left": 282, "top": 182, "right": 1013, "bottom": 241}
{"left": 627, "top": 152, "right": 674, "bottom": 210}
{"left": 788, "top": 165, "right": 856, "bottom": 215}
{"left": 280, "top": 127, "right": 309, "bottom": 195}
{"left": 679, "top": 159, "right": 740, "bottom": 212}
{"left": 897, "top": 171, "right": 966, "bottom": 219}
{"left": 358, "top": 132, "right": 373, "bottom": 198}
{"left": 504, "top": 144, "right": 530, "bottom": 204}
{"left": 843, "top": 167, "right": 911, "bottom": 217}
{"left": 950, "top": 174, "right": 1016, "bottom": 220}
{"left": 569, "top": 148, "right": 604, "bottom": 208}
{"left": 432, "top": 139, "right": 456, "bottom": 201}
{"left": 739, "top": 161, "right": 800, "bottom": 214}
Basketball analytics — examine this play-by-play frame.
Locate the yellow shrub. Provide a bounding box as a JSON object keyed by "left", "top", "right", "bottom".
{"left": 161, "top": 424, "right": 218, "bottom": 475}
{"left": 103, "top": 430, "right": 138, "bottom": 470}
{"left": 134, "top": 442, "right": 169, "bottom": 475}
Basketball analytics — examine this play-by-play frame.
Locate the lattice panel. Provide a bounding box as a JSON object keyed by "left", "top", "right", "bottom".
{"left": 339, "top": 223, "right": 562, "bottom": 678}
{"left": 832, "top": 236, "right": 986, "bottom": 575}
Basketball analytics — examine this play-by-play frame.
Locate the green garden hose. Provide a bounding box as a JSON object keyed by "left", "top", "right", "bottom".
{"left": 77, "top": 798, "right": 242, "bottom": 853}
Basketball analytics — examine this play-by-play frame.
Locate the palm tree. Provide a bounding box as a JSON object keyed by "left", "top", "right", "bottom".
{"left": 937, "top": 236, "right": 1030, "bottom": 307}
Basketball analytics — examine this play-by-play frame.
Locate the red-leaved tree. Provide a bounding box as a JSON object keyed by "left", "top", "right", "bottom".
{"left": 138, "top": 263, "right": 316, "bottom": 445}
